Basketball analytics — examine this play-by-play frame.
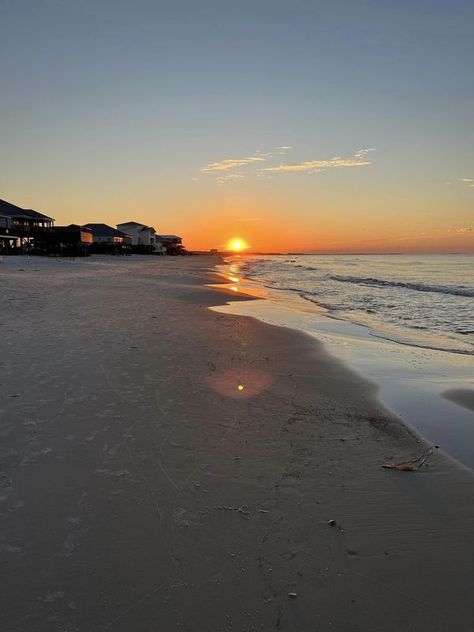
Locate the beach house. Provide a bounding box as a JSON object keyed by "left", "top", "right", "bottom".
{"left": 0, "top": 198, "right": 55, "bottom": 253}
{"left": 116, "top": 221, "right": 165, "bottom": 254}
{"left": 84, "top": 223, "right": 132, "bottom": 255}
{"left": 156, "top": 234, "right": 185, "bottom": 255}
{"left": 34, "top": 224, "right": 93, "bottom": 257}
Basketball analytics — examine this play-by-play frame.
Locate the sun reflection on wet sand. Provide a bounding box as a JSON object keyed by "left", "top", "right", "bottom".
{"left": 206, "top": 368, "right": 274, "bottom": 399}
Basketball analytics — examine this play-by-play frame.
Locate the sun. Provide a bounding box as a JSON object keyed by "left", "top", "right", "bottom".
{"left": 226, "top": 237, "right": 249, "bottom": 252}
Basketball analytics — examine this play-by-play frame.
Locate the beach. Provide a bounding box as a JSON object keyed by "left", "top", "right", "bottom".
{"left": 1, "top": 255, "right": 473, "bottom": 631}
{"left": 214, "top": 255, "right": 474, "bottom": 469}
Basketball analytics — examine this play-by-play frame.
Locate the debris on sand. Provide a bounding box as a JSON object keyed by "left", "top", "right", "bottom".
{"left": 382, "top": 449, "right": 433, "bottom": 472}
{"left": 288, "top": 592, "right": 298, "bottom": 598}
{"left": 328, "top": 519, "right": 337, "bottom": 526}
{"left": 382, "top": 463, "right": 417, "bottom": 471}
{"left": 214, "top": 504, "right": 250, "bottom": 517}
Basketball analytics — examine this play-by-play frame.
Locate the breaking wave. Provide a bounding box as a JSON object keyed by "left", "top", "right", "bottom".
{"left": 331, "top": 275, "right": 474, "bottom": 298}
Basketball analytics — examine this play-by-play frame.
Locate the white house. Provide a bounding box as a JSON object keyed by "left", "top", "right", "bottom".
{"left": 116, "top": 221, "right": 165, "bottom": 253}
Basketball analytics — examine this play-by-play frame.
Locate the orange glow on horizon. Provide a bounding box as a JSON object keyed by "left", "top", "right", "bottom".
{"left": 34, "top": 190, "right": 474, "bottom": 254}
{"left": 226, "top": 237, "right": 249, "bottom": 252}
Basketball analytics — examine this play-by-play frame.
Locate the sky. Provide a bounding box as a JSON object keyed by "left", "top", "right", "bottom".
{"left": 1, "top": 0, "right": 473, "bottom": 253}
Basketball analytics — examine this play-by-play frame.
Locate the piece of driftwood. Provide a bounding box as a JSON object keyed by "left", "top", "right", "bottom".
{"left": 382, "top": 448, "right": 433, "bottom": 472}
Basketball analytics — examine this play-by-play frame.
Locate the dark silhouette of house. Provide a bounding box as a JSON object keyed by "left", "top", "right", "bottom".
{"left": 34, "top": 225, "right": 93, "bottom": 257}
{"left": 156, "top": 234, "right": 185, "bottom": 255}
{"left": 84, "top": 223, "right": 132, "bottom": 255}
{"left": 0, "top": 198, "right": 54, "bottom": 253}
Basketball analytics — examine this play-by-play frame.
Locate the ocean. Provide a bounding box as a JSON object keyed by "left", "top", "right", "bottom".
{"left": 240, "top": 254, "right": 474, "bottom": 356}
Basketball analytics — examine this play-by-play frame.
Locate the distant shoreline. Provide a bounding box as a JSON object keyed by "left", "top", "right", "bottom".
{"left": 192, "top": 250, "right": 473, "bottom": 256}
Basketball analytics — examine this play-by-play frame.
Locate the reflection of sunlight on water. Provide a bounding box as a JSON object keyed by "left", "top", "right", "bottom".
{"left": 228, "top": 263, "right": 241, "bottom": 275}
{"left": 206, "top": 368, "right": 273, "bottom": 399}
{"left": 211, "top": 256, "right": 271, "bottom": 301}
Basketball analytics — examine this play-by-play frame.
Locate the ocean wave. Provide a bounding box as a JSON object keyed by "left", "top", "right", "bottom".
{"left": 233, "top": 256, "right": 474, "bottom": 356}
{"left": 331, "top": 275, "right": 474, "bottom": 297}
{"left": 293, "top": 264, "right": 320, "bottom": 272}
{"left": 367, "top": 332, "right": 474, "bottom": 356}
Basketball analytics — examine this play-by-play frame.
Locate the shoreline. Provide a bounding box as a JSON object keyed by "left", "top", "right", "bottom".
{"left": 213, "top": 256, "right": 474, "bottom": 470}
{"left": 1, "top": 255, "right": 473, "bottom": 631}
{"left": 233, "top": 254, "right": 474, "bottom": 357}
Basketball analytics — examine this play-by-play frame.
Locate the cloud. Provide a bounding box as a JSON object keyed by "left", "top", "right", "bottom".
{"left": 461, "top": 178, "right": 473, "bottom": 182}
{"left": 431, "top": 226, "right": 474, "bottom": 237}
{"left": 275, "top": 145, "right": 292, "bottom": 155}
{"left": 200, "top": 146, "right": 375, "bottom": 183}
{"left": 215, "top": 173, "right": 245, "bottom": 185}
{"left": 354, "top": 147, "right": 376, "bottom": 159}
{"left": 263, "top": 148, "right": 376, "bottom": 173}
{"left": 236, "top": 217, "right": 262, "bottom": 222}
{"left": 202, "top": 156, "right": 266, "bottom": 173}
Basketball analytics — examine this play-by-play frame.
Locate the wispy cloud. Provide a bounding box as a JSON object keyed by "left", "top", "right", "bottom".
{"left": 275, "top": 145, "right": 292, "bottom": 155}
{"left": 200, "top": 146, "right": 375, "bottom": 183}
{"left": 263, "top": 148, "right": 376, "bottom": 173}
{"left": 202, "top": 156, "right": 266, "bottom": 173}
{"left": 354, "top": 147, "right": 376, "bottom": 159}
{"left": 461, "top": 178, "right": 474, "bottom": 188}
{"left": 236, "top": 217, "right": 262, "bottom": 222}
{"left": 215, "top": 173, "right": 245, "bottom": 185}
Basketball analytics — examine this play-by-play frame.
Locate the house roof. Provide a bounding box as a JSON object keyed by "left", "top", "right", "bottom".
{"left": 117, "top": 221, "right": 155, "bottom": 232}
{"left": 0, "top": 199, "right": 25, "bottom": 218}
{"left": 0, "top": 198, "right": 54, "bottom": 221}
{"left": 53, "top": 224, "right": 92, "bottom": 232}
{"left": 84, "top": 223, "right": 128, "bottom": 238}
{"left": 20, "top": 208, "right": 55, "bottom": 221}
{"left": 157, "top": 234, "right": 181, "bottom": 240}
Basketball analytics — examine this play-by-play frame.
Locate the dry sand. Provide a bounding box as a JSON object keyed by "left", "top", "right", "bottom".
{"left": 0, "top": 255, "right": 473, "bottom": 632}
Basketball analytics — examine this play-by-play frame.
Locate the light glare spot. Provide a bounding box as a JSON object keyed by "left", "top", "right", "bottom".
{"left": 226, "top": 238, "right": 249, "bottom": 252}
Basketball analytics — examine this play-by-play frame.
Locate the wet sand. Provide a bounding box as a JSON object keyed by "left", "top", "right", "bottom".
{"left": 210, "top": 265, "right": 474, "bottom": 470}
{"left": 442, "top": 388, "right": 474, "bottom": 412}
{"left": 1, "top": 255, "right": 473, "bottom": 631}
